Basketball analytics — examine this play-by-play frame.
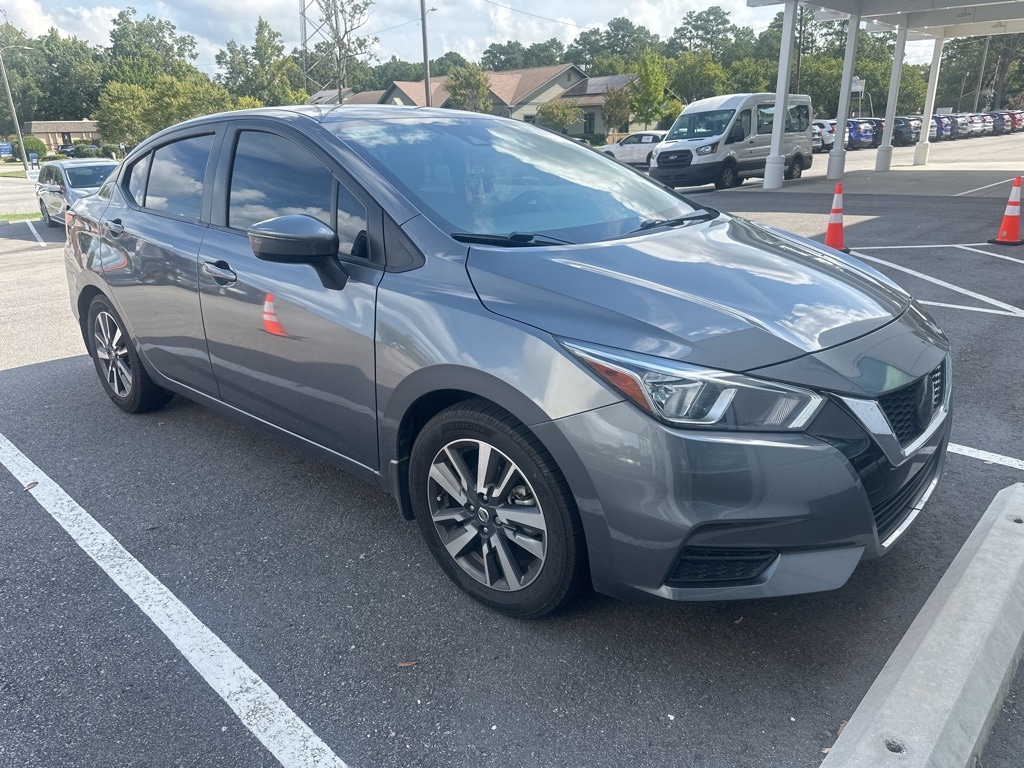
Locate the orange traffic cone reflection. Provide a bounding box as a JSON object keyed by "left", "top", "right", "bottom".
{"left": 262, "top": 294, "right": 289, "bottom": 336}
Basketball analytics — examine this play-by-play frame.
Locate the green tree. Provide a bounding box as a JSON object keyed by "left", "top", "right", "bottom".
{"left": 444, "top": 63, "right": 492, "bottom": 112}
{"left": 315, "top": 0, "right": 377, "bottom": 89}
{"left": 589, "top": 52, "right": 627, "bottom": 77}
{"left": 94, "top": 82, "right": 152, "bottom": 147}
{"left": 564, "top": 28, "right": 606, "bottom": 71}
{"left": 669, "top": 50, "right": 727, "bottom": 103}
{"left": 0, "top": 24, "right": 39, "bottom": 132}
{"left": 524, "top": 39, "right": 565, "bottom": 67}
{"left": 535, "top": 99, "right": 582, "bottom": 132}
{"left": 431, "top": 51, "right": 470, "bottom": 76}
{"left": 143, "top": 72, "right": 232, "bottom": 133}
{"left": 667, "top": 8, "right": 734, "bottom": 60}
{"left": 602, "top": 85, "right": 632, "bottom": 132}
{"left": 728, "top": 57, "right": 770, "bottom": 93}
{"left": 104, "top": 7, "right": 198, "bottom": 87}
{"left": 603, "top": 18, "right": 661, "bottom": 63}
{"left": 216, "top": 18, "right": 306, "bottom": 105}
{"left": 630, "top": 50, "right": 668, "bottom": 128}
{"left": 32, "top": 30, "right": 103, "bottom": 121}
{"left": 12, "top": 135, "right": 46, "bottom": 159}
{"left": 482, "top": 41, "right": 526, "bottom": 71}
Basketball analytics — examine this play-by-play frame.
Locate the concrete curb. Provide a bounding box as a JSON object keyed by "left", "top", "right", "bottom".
{"left": 822, "top": 482, "right": 1024, "bottom": 768}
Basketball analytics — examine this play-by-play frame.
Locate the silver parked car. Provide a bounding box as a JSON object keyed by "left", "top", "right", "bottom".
{"left": 36, "top": 158, "right": 118, "bottom": 227}
{"left": 66, "top": 107, "right": 951, "bottom": 617}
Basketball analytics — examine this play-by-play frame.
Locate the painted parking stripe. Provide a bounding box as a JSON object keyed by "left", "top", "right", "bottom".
{"left": 854, "top": 243, "right": 989, "bottom": 250}
{"left": 955, "top": 244, "right": 1024, "bottom": 267}
{"left": 919, "top": 301, "right": 1022, "bottom": 317}
{"left": 851, "top": 251, "right": 1024, "bottom": 317}
{"left": 954, "top": 178, "right": 1018, "bottom": 197}
{"left": 24, "top": 220, "right": 45, "bottom": 247}
{"left": 949, "top": 443, "right": 1024, "bottom": 472}
{"left": 0, "top": 432, "right": 349, "bottom": 768}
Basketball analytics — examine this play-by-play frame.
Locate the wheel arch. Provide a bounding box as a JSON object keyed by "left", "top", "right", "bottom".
{"left": 76, "top": 284, "right": 107, "bottom": 346}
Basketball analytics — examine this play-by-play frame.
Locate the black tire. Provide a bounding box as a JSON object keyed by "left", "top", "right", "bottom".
{"left": 409, "top": 399, "right": 588, "bottom": 618}
{"left": 86, "top": 295, "right": 172, "bottom": 413}
{"left": 714, "top": 162, "right": 738, "bottom": 190}
{"left": 39, "top": 200, "right": 57, "bottom": 228}
{"left": 784, "top": 156, "right": 803, "bottom": 180}
{"left": 645, "top": 151, "right": 653, "bottom": 166}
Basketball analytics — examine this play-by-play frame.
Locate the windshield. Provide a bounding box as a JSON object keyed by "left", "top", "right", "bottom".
{"left": 328, "top": 115, "right": 698, "bottom": 243}
{"left": 666, "top": 109, "right": 736, "bottom": 141}
{"left": 65, "top": 164, "right": 118, "bottom": 189}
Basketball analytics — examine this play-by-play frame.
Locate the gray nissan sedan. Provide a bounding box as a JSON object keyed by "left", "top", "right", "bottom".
{"left": 65, "top": 106, "right": 951, "bottom": 617}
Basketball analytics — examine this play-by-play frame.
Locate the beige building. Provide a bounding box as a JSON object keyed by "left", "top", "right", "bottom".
{"left": 22, "top": 120, "right": 101, "bottom": 151}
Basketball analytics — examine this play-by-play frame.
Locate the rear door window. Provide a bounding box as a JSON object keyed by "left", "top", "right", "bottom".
{"left": 144, "top": 134, "right": 214, "bottom": 219}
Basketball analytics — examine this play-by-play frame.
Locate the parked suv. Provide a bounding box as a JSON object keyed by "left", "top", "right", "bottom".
{"left": 600, "top": 130, "right": 667, "bottom": 166}
{"left": 892, "top": 117, "right": 921, "bottom": 145}
{"left": 65, "top": 106, "right": 951, "bottom": 617}
{"left": 36, "top": 158, "right": 119, "bottom": 227}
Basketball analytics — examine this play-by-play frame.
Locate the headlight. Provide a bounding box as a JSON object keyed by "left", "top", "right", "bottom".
{"left": 695, "top": 142, "right": 719, "bottom": 156}
{"left": 649, "top": 150, "right": 659, "bottom": 168}
{"left": 561, "top": 341, "right": 824, "bottom": 431}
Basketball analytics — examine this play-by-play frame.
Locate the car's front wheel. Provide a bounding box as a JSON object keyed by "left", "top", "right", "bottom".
{"left": 86, "top": 296, "right": 172, "bottom": 413}
{"left": 39, "top": 200, "right": 57, "bottom": 228}
{"left": 410, "top": 400, "right": 587, "bottom": 618}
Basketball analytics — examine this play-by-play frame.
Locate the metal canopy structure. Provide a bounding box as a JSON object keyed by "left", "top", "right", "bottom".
{"left": 746, "top": 0, "right": 1024, "bottom": 188}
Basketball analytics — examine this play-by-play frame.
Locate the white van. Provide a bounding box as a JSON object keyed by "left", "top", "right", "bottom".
{"left": 649, "top": 93, "right": 813, "bottom": 190}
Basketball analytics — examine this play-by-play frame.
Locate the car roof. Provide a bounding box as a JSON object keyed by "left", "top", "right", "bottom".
{"left": 44, "top": 158, "right": 118, "bottom": 168}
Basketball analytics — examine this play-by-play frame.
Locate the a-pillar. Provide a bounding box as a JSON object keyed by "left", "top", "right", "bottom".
{"left": 763, "top": 0, "right": 797, "bottom": 190}
{"left": 827, "top": 12, "right": 862, "bottom": 180}
{"left": 876, "top": 20, "right": 908, "bottom": 172}
{"left": 914, "top": 35, "right": 945, "bottom": 166}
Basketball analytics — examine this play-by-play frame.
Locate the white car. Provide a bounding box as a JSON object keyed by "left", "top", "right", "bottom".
{"left": 813, "top": 120, "right": 837, "bottom": 151}
{"left": 600, "top": 131, "right": 667, "bottom": 166}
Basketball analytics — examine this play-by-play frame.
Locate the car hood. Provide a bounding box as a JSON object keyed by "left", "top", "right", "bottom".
{"left": 466, "top": 215, "right": 910, "bottom": 372}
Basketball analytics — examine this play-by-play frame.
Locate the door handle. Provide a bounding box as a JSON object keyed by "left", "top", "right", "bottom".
{"left": 202, "top": 260, "right": 237, "bottom": 283}
{"left": 105, "top": 218, "right": 124, "bottom": 237}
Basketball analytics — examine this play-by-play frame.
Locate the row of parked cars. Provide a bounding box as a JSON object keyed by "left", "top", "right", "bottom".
{"left": 812, "top": 110, "right": 1024, "bottom": 152}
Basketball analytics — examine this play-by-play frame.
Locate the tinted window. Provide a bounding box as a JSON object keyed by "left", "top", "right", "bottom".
{"left": 667, "top": 109, "right": 736, "bottom": 140}
{"left": 228, "top": 131, "right": 334, "bottom": 231}
{"left": 785, "top": 105, "right": 809, "bottom": 133}
{"left": 126, "top": 153, "right": 150, "bottom": 205}
{"left": 65, "top": 164, "right": 118, "bottom": 188}
{"left": 337, "top": 184, "right": 369, "bottom": 258}
{"left": 145, "top": 134, "right": 214, "bottom": 219}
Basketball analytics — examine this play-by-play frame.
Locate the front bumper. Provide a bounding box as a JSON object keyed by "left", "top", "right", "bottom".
{"left": 533, "top": 386, "right": 950, "bottom": 604}
{"left": 650, "top": 159, "right": 722, "bottom": 187}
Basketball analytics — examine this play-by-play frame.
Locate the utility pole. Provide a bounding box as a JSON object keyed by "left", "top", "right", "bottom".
{"left": 420, "top": 0, "right": 432, "bottom": 107}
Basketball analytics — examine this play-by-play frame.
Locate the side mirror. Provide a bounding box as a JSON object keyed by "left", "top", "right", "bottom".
{"left": 727, "top": 125, "right": 745, "bottom": 144}
{"left": 248, "top": 214, "right": 348, "bottom": 290}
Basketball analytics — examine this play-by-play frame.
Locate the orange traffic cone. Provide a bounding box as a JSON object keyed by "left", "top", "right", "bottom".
{"left": 988, "top": 176, "right": 1023, "bottom": 246}
{"left": 824, "top": 183, "right": 850, "bottom": 253}
{"left": 262, "top": 293, "right": 288, "bottom": 337}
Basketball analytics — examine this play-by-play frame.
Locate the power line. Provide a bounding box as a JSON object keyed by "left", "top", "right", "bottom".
{"left": 481, "top": 0, "right": 595, "bottom": 31}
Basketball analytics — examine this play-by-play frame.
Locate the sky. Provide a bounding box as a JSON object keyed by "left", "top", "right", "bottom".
{"left": 4, "top": 1, "right": 934, "bottom": 80}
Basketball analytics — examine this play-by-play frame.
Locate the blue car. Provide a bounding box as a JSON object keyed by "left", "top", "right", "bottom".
{"left": 846, "top": 120, "right": 874, "bottom": 149}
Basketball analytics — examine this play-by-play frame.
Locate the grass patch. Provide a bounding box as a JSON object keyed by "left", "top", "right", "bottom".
{"left": 0, "top": 212, "right": 40, "bottom": 222}
{"left": 0, "top": 169, "right": 27, "bottom": 179}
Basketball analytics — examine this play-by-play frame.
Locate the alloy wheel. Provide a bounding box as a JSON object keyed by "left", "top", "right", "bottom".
{"left": 93, "top": 310, "right": 133, "bottom": 398}
{"left": 426, "top": 438, "right": 547, "bottom": 592}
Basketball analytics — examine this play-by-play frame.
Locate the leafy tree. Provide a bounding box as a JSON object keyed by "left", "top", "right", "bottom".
{"left": 375, "top": 56, "right": 422, "bottom": 85}
{"left": 431, "top": 51, "right": 470, "bottom": 76}
{"left": 104, "top": 7, "right": 197, "bottom": 87}
{"left": 630, "top": 50, "right": 667, "bottom": 128}
{"left": 95, "top": 82, "right": 152, "bottom": 147}
{"left": 233, "top": 96, "right": 264, "bottom": 110}
{"left": 31, "top": 30, "right": 103, "bottom": 121}
{"left": 669, "top": 50, "right": 728, "bottom": 103}
{"left": 216, "top": 18, "right": 306, "bottom": 105}
{"left": 143, "top": 72, "right": 232, "bottom": 132}
{"left": 444, "top": 63, "right": 492, "bottom": 112}
{"left": 728, "top": 57, "right": 769, "bottom": 93}
{"left": 535, "top": 98, "right": 582, "bottom": 132}
{"left": 604, "top": 18, "right": 661, "bottom": 63}
{"left": 12, "top": 135, "right": 46, "bottom": 160}
{"left": 0, "top": 25, "right": 39, "bottom": 131}
{"left": 524, "top": 39, "right": 565, "bottom": 68}
{"left": 668, "top": 8, "right": 734, "bottom": 61}
{"left": 602, "top": 85, "right": 632, "bottom": 133}
{"left": 482, "top": 41, "right": 526, "bottom": 71}
{"left": 589, "top": 53, "right": 627, "bottom": 77}
{"left": 564, "top": 28, "right": 606, "bottom": 71}
{"left": 660, "top": 99, "right": 684, "bottom": 129}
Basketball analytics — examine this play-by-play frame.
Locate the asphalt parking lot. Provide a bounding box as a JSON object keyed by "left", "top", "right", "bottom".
{"left": 2, "top": 136, "right": 1024, "bottom": 768}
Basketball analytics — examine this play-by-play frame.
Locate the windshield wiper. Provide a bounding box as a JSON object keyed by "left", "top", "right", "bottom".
{"left": 635, "top": 208, "right": 719, "bottom": 232}
{"left": 450, "top": 231, "right": 574, "bottom": 247}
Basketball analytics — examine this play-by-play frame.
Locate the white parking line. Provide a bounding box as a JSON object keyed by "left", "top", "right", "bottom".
{"left": 954, "top": 178, "right": 1018, "bottom": 197}
{"left": 949, "top": 443, "right": 1024, "bottom": 472}
{"left": 854, "top": 243, "right": 989, "bottom": 250}
{"left": 918, "top": 301, "right": 1021, "bottom": 317}
{"left": 955, "top": 244, "right": 1024, "bottom": 266}
{"left": 0, "top": 432, "right": 349, "bottom": 768}
{"left": 24, "top": 220, "right": 45, "bottom": 247}
{"left": 851, "top": 251, "right": 1024, "bottom": 317}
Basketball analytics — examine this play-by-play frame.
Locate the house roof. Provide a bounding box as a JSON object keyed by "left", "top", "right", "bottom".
{"left": 560, "top": 74, "right": 635, "bottom": 99}
{"left": 385, "top": 77, "right": 449, "bottom": 107}
{"left": 381, "top": 64, "right": 584, "bottom": 109}
{"left": 24, "top": 120, "right": 98, "bottom": 133}
{"left": 344, "top": 90, "right": 385, "bottom": 104}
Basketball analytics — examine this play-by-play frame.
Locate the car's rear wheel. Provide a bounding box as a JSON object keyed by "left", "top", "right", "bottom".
{"left": 410, "top": 400, "right": 587, "bottom": 618}
{"left": 39, "top": 200, "right": 57, "bottom": 228}
{"left": 86, "top": 296, "right": 172, "bottom": 413}
{"left": 785, "top": 156, "right": 803, "bottom": 180}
